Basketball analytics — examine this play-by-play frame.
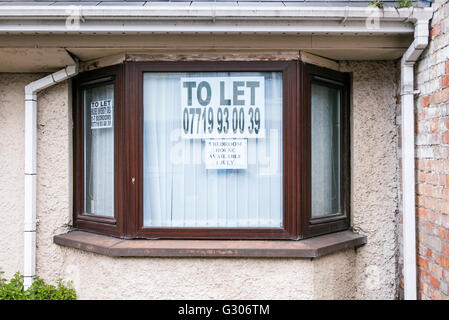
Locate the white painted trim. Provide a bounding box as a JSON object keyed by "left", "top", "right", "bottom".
{"left": 0, "top": 6, "right": 433, "bottom": 20}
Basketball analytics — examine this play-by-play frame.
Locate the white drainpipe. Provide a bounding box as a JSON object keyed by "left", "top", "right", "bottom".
{"left": 24, "top": 65, "right": 78, "bottom": 289}
{"left": 401, "top": 18, "right": 430, "bottom": 300}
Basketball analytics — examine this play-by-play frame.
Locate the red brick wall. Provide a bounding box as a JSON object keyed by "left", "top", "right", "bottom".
{"left": 399, "top": 0, "right": 449, "bottom": 300}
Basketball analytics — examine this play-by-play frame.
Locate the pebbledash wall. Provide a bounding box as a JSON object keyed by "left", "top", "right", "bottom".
{"left": 396, "top": 0, "right": 449, "bottom": 300}
{"left": 0, "top": 61, "right": 399, "bottom": 299}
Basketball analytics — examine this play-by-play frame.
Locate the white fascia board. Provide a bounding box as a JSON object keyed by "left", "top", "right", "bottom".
{"left": 0, "top": 6, "right": 434, "bottom": 21}
{"left": 0, "top": 6, "right": 433, "bottom": 35}
{"left": 0, "top": 20, "right": 416, "bottom": 34}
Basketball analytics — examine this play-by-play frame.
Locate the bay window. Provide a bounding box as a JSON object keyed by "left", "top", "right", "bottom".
{"left": 72, "top": 61, "right": 350, "bottom": 239}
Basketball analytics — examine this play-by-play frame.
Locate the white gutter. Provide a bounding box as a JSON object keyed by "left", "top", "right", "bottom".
{"left": 24, "top": 65, "right": 78, "bottom": 289}
{"left": 400, "top": 16, "right": 431, "bottom": 300}
{"left": 0, "top": 6, "right": 431, "bottom": 34}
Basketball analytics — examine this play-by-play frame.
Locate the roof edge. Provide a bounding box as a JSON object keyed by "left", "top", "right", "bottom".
{"left": 0, "top": 6, "right": 433, "bottom": 34}
{"left": 0, "top": 6, "right": 433, "bottom": 20}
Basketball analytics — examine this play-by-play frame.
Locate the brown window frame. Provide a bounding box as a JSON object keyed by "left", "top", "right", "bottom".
{"left": 72, "top": 60, "right": 350, "bottom": 240}
{"left": 301, "top": 63, "right": 351, "bottom": 238}
{"left": 72, "top": 64, "right": 126, "bottom": 237}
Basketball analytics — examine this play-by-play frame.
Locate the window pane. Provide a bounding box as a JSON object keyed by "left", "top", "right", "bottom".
{"left": 143, "top": 72, "right": 282, "bottom": 228}
{"left": 83, "top": 83, "right": 114, "bottom": 217}
{"left": 311, "top": 83, "right": 341, "bottom": 218}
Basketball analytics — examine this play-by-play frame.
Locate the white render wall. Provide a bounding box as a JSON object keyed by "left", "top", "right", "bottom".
{"left": 0, "top": 60, "right": 399, "bottom": 299}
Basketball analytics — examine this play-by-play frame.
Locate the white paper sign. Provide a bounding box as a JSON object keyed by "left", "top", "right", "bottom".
{"left": 181, "top": 77, "right": 265, "bottom": 139}
{"left": 205, "top": 139, "right": 247, "bottom": 170}
{"left": 91, "top": 99, "right": 113, "bottom": 129}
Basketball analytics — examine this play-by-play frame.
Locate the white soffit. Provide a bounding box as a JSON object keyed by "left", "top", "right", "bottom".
{"left": 0, "top": 6, "right": 432, "bottom": 71}
{"left": 0, "top": 48, "right": 75, "bottom": 72}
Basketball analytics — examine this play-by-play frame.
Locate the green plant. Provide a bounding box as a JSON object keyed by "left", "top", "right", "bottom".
{"left": 0, "top": 271, "right": 76, "bottom": 300}
{"left": 397, "top": 0, "right": 413, "bottom": 8}
{"left": 369, "top": 0, "right": 384, "bottom": 8}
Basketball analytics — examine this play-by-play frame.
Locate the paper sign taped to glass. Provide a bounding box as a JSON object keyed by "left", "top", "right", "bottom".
{"left": 205, "top": 139, "right": 248, "bottom": 170}
{"left": 180, "top": 76, "right": 265, "bottom": 139}
{"left": 90, "top": 99, "right": 113, "bottom": 129}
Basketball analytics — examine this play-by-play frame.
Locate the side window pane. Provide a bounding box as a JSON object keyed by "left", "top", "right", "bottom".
{"left": 143, "top": 72, "right": 283, "bottom": 228}
{"left": 83, "top": 83, "right": 114, "bottom": 217}
{"left": 311, "top": 83, "right": 341, "bottom": 218}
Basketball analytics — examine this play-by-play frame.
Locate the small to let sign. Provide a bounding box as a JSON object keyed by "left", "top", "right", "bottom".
{"left": 205, "top": 139, "right": 247, "bottom": 170}
{"left": 91, "top": 99, "right": 113, "bottom": 129}
{"left": 181, "top": 76, "right": 265, "bottom": 139}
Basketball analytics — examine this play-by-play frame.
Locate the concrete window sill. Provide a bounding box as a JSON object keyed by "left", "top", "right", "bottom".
{"left": 54, "top": 230, "right": 366, "bottom": 258}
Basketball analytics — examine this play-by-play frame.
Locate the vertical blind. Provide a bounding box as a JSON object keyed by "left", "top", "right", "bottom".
{"left": 311, "top": 82, "right": 341, "bottom": 218}
{"left": 80, "top": 74, "right": 342, "bottom": 224}
{"left": 83, "top": 84, "right": 114, "bottom": 218}
{"left": 143, "top": 72, "right": 283, "bottom": 228}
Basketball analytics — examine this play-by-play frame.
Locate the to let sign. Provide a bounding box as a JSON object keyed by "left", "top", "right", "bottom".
{"left": 205, "top": 139, "right": 247, "bottom": 170}
{"left": 181, "top": 77, "right": 265, "bottom": 139}
{"left": 91, "top": 99, "right": 113, "bottom": 129}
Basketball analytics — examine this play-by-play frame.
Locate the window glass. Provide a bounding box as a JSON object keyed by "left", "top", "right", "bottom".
{"left": 143, "top": 72, "right": 282, "bottom": 227}
{"left": 311, "top": 83, "right": 341, "bottom": 218}
{"left": 83, "top": 83, "right": 114, "bottom": 217}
